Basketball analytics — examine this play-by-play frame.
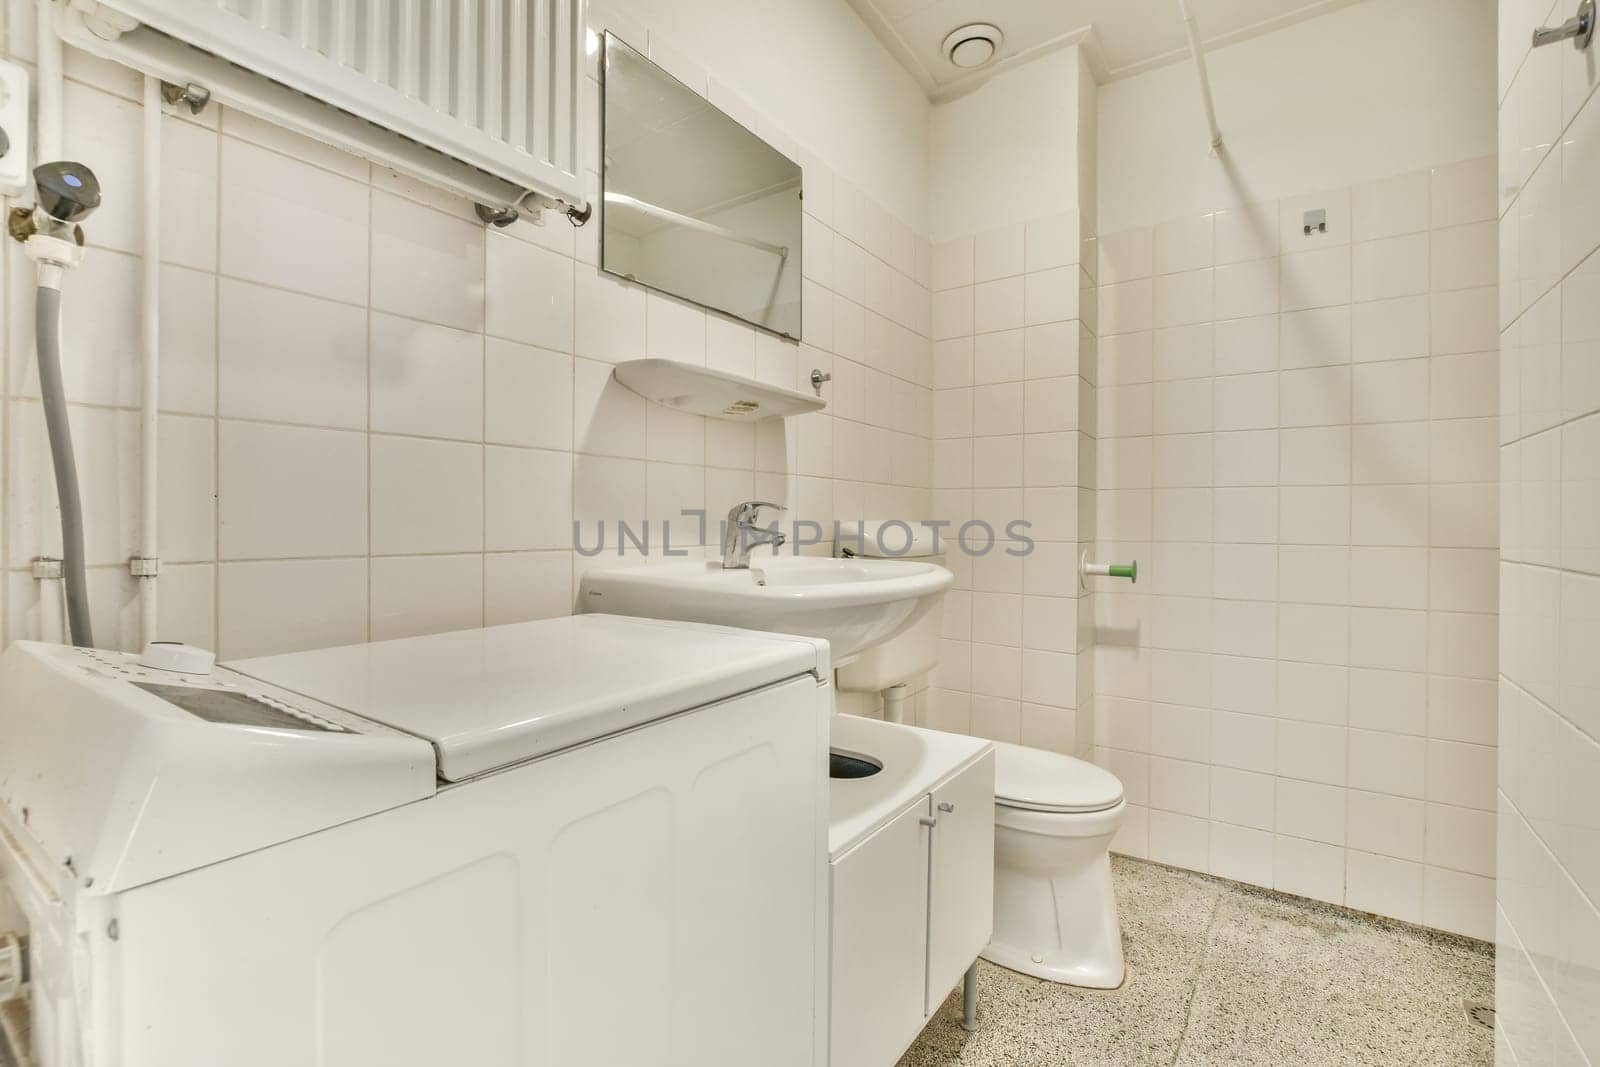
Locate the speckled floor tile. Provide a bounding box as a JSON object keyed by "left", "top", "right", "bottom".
{"left": 899, "top": 857, "right": 1494, "bottom": 1067}
{"left": 1176, "top": 885, "right": 1493, "bottom": 1067}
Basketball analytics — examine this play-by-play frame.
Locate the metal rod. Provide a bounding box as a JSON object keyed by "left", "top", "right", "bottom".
{"left": 1177, "top": 0, "right": 1223, "bottom": 152}
{"left": 604, "top": 192, "right": 789, "bottom": 259}
{"left": 962, "top": 962, "right": 979, "bottom": 1032}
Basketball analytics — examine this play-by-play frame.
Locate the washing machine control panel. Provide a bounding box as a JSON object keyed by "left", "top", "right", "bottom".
{"left": 75, "top": 648, "right": 389, "bottom": 737}
{"left": 0, "top": 641, "right": 438, "bottom": 895}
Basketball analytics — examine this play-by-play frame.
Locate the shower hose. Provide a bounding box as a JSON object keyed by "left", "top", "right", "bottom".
{"left": 35, "top": 283, "right": 94, "bottom": 648}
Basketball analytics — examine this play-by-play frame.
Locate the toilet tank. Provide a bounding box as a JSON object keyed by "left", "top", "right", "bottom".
{"left": 834, "top": 522, "right": 946, "bottom": 694}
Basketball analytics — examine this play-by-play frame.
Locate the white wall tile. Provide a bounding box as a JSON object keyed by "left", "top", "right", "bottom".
{"left": 217, "top": 421, "right": 367, "bottom": 560}
{"left": 1353, "top": 170, "right": 1430, "bottom": 242}
{"left": 1351, "top": 359, "right": 1429, "bottom": 424}
{"left": 370, "top": 436, "right": 484, "bottom": 555}
{"left": 487, "top": 235, "right": 574, "bottom": 352}
{"left": 217, "top": 279, "right": 367, "bottom": 429}
{"left": 1431, "top": 221, "right": 1499, "bottom": 291}
{"left": 369, "top": 314, "right": 483, "bottom": 440}
{"left": 485, "top": 551, "right": 573, "bottom": 625}
{"left": 1431, "top": 156, "right": 1497, "bottom": 229}
{"left": 974, "top": 224, "right": 1025, "bottom": 282}
{"left": 370, "top": 191, "right": 486, "bottom": 332}
{"left": 369, "top": 554, "right": 484, "bottom": 641}
{"left": 1353, "top": 233, "right": 1430, "bottom": 302}
{"left": 1154, "top": 214, "right": 1214, "bottom": 276}
{"left": 219, "top": 136, "right": 369, "bottom": 305}
{"left": 1273, "top": 835, "right": 1344, "bottom": 904}
{"left": 218, "top": 559, "right": 368, "bottom": 658}
{"left": 1347, "top": 790, "right": 1424, "bottom": 860}
{"left": 1214, "top": 203, "right": 1279, "bottom": 265}
{"left": 485, "top": 340, "right": 573, "bottom": 451}
{"left": 484, "top": 447, "right": 573, "bottom": 552}
{"left": 1346, "top": 851, "right": 1423, "bottom": 922}
{"left": 644, "top": 293, "right": 708, "bottom": 365}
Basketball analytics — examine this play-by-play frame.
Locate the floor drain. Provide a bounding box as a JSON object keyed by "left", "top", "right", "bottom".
{"left": 1464, "top": 1000, "right": 1495, "bottom": 1031}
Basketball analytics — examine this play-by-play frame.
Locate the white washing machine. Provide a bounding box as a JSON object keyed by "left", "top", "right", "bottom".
{"left": 0, "top": 615, "right": 832, "bottom": 1067}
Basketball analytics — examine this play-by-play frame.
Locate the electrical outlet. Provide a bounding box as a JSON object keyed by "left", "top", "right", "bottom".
{"left": 0, "top": 59, "right": 29, "bottom": 198}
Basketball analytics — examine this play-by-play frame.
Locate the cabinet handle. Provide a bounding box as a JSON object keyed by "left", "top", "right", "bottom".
{"left": 938, "top": 802, "right": 956, "bottom": 813}
{"left": 919, "top": 816, "right": 938, "bottom": 828}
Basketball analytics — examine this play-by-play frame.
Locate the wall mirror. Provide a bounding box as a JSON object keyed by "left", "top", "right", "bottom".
{"left": 601, "top": 33, "right": 802, "bottom": 342}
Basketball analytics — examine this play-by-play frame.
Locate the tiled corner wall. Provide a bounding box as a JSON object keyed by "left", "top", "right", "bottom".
{"left": 1493, "top": 0, "right": 1600, "bottom": 1059}
{"left": 0, "top": 7, "right": 936, "bottom": 664}
{"left": 924, "top": 218, "right": 1099, "bottom": 758}
{"left": 1087, "top": 156, "right": 1502, "bottom": 940}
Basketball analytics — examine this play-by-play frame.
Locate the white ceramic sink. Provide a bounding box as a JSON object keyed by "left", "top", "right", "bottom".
{"left": 578, "top": 556, "right": 954, "bottom": 662}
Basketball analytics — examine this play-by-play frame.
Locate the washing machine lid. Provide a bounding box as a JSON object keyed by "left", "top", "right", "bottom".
{"left": 227, "top": 615, "right": 825, "bottom": 781}
{"left": 991, "top": 741, "right": 1124, "bottom": 813}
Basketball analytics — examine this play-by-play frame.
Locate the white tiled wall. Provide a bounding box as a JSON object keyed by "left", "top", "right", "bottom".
{"left": 1494, "top": 0, "right": 1600, "bottom": 1060}
{"left": 0, "top": 6, "right": 936, "bottom": 664}
{"left": 1088, "top": 157, "right": 1502, "bottom": 940}
{"left": 926, "top": 216, "right": 1098, "bottom": 756}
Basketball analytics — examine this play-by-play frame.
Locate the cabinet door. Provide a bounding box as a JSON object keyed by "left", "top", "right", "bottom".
{"left": 829, "top": 797, "right": 931, "bottom": 1067}
{"left": 926, "top": 752, "right": 995, "bottom": 1013}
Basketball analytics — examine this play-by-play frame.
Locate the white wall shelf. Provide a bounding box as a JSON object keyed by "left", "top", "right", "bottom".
{"left": 611, "top": 359, "right": 825, "bottom": 422}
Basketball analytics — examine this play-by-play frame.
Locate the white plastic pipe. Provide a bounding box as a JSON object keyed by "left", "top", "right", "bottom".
{"left": 139, "top": 75, "right": 160, "bottom": 644}
{"left": 881, "top": 684, "right": 910, "bottom": 725}
{"left": 38, "top": 570, "right": 62, "bottom": 644}
{"left": 36, "top": 0, "right": 62, "bottom": 161}
{"left": 1177, "top": 0, "right": 1224, "bottom": 152}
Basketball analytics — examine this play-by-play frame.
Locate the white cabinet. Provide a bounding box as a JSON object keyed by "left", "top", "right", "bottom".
{"left": 829, "top": 798, "right": 932, "bottom": 1067}
{"left": 827, "top": 737, "right": 994, "bottom": 1067}
{"left": 926, "top": 754, "right": 996, "bottom": 1013}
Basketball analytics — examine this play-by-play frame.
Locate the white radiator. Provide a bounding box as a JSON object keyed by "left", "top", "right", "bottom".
{"left": 54, "top": 0, "right": 589, "bottom": 216}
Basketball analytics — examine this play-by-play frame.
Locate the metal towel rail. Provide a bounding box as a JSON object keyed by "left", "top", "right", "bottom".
{"left": 53, "top": 0, "right": 590, "bottom": 219}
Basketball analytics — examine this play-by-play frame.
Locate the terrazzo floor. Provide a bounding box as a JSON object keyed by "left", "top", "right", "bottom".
{"left": 901, "top": 856, "right": 1494, "bottom": 1066}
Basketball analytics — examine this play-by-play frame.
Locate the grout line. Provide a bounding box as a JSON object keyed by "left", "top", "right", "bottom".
{"left": 211, "top": 98, "right": 224, "bottom": 655}
{"left": 481, "top": 234, "right": 490, "bottom": 626}
{"left": 1170, "top": 881, "right": 1228, "bottom": 1065}
{"left": 364, "top": 162, "right": 374, "bottom": 644}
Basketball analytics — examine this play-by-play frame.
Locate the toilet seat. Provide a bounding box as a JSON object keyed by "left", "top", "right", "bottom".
{"left": 991, "top": 741, "right": 1124, "bottom": 814}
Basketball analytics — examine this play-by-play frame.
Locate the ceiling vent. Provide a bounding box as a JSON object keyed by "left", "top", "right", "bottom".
{"left": 941, "top": 23, "right": 1003, "bottom": 69}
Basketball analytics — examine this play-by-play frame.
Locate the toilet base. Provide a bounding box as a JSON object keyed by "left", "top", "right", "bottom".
{"left": 983, "top": 800, "right": 1127, "bottom": 990}
{"left": 980, "top": 937, "right": 1124, "bottom": 989}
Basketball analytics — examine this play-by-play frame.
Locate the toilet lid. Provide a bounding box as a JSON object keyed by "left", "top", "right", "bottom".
{"left": 991, "top": 741, "right": 1124, "bottom": 813}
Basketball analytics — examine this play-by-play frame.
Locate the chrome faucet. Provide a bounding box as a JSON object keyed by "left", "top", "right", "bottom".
{"left": 722, "top": 501, "right": 786, "bottom": 569}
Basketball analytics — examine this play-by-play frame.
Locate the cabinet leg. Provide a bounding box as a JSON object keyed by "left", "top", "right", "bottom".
{"left": 961, "top": 961, "right": 979, "bottom": 1032}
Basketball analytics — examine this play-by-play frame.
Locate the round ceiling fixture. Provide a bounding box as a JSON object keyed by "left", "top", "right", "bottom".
{"left": 942, "top": 23, "right": 1002, "bottom": 70}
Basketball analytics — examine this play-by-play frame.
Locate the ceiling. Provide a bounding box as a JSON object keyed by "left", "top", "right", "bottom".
{"left": 846, "top": 0, "right": 1362, "bottom": 97}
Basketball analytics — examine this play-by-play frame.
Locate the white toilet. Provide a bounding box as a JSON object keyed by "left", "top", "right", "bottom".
{"left": 982, "top": 740, "right": 1128, "bottom": 989}
{"left": 831, "top": 523, "right": 1127, "bottom": 989}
